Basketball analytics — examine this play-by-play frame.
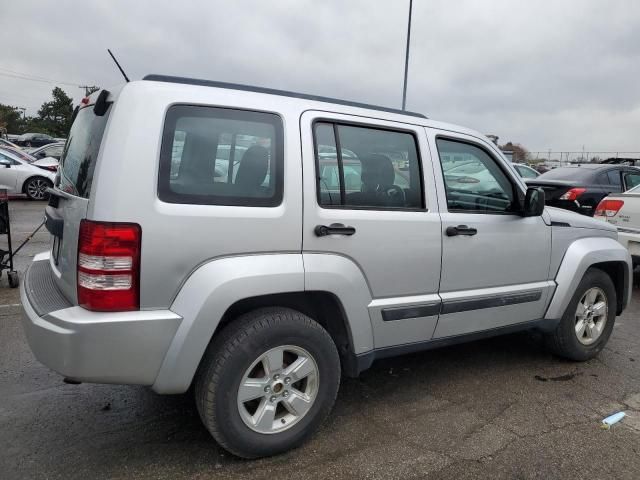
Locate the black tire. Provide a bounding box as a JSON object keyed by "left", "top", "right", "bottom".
{"left": 7, "top": 271, "right": 19, "bottom": 288}
{"left": 24, "top": 177, "right": 52, "bottom": 200}
{"left": 545, "top": 268, "right": 616, "bottom": 361}
{"left": 194, "top": 307, "right": 341, "bottom": 458}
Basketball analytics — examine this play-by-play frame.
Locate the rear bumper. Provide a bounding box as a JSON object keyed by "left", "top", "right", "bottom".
{"left": 21, "top": 255, "right": 182, "bottom": 386}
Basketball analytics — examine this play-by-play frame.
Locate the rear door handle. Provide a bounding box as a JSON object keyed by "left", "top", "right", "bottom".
{"left": 315, "top": 223, "right": 356, "bottom": 237}
{"left": 446, "top": 225, "right": 477, "bottom": 237}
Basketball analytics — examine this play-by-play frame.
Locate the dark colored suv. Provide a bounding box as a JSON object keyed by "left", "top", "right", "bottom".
{"left": 14, "top": 133, "right": 57, "bottom": 148}
{"left": 526, "top": 164, "right": 640, "bottom": 216}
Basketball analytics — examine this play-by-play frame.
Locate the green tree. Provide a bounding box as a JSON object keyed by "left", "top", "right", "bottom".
{"left": 0, "top": 104, "right": 24, "bottom": 136}
{"left": 36, "top": 87, "right": 74, "bottom": 137}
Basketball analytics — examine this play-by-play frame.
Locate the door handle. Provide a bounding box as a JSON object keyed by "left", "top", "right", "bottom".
{"left": 446, "top": 225, "right": 477, "bottom": 237}
{"left": 315, "top": 223, "right": 356, "bottom": 237}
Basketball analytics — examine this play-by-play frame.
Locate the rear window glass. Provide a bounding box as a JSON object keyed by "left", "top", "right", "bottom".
{"left": 158, "top": 105, "right": 284, "bottom": 207}
{"left": 58, "top": 106, "right": 110, "bottom": 198}
{"left": 538, "top": 168, "right": 593, "bottom": 181}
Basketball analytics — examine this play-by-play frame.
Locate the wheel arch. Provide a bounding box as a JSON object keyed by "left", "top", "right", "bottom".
{"left": 590, "top": 260, "right": 627, "bottom": 315}
{"left": 21, "top": 174, "right": 52, "bottom": 194}
{"left": 217, "top": 291, "right": 360, "bottom": 378}
{"left": 545, "top": 236, "right": 632, "bottom": 319}
{"left": 151, "top": 253, "right": 373, "bottom": 394}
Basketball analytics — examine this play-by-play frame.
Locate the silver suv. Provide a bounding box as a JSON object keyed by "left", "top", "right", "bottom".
{"left": 21, "top": 76, "right": 632, "bottom": 458}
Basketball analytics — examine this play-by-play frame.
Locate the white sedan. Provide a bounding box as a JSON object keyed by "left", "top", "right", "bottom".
{"left": 595, "top": 184, "right": 640, "bottom": 266}
{"left": 0, "top": 147, "right": 56, "bottom": 200}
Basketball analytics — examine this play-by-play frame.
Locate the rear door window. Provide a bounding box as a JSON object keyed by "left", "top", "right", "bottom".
{"left": 58, "top": 106, "right": 110, "bottom": 198}
{"left": 159, "top": 105, "right": 284, "bottom": 207}
{"left": 607, "top": 170, "right": 622, "bottom": 187}
{"left": 313, "top": 122, "right": 423, "bottom": 209}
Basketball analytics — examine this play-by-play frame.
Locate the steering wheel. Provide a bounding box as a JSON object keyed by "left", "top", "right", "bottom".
{"left": 383, "top": 185, "right": 406, "bottom": 206}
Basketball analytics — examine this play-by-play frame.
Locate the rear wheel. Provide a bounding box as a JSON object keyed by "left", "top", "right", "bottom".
{"left": 545, "top": 268, "right": 616, "bottom": 361}
{"left": 194, "top": 307, "right": 341, "bottom": 458}
{"left": 24, "top": 177, "right": 52, "bottom": 200}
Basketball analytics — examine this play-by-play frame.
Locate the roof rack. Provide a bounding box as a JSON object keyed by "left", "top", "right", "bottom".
{"left": 143, "top": 74, "right": 427, "bottom": 119}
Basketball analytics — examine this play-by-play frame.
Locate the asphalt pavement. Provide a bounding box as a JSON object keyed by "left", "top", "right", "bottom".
{"left": 1, "top": 200, "right": 639, "bottom": 479}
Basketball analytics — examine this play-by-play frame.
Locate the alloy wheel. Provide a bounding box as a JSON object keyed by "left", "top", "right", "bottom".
{"left": 237, "top": 345, "right": 319, "bottom": 434}
{"left": 26, "top": 178, "right": 49, "bottom": 200}
{"left": 575, "top": 287, "right": 608, "bottom": 346}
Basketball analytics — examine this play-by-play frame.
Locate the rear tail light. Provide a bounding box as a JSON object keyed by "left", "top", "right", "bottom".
{"left": 37, "top": 165, "right": 58, "bottom": 172}
{"left": 559, "top": 188, "right": 586, "bottom": 201}
{"left": 595, "top": 199, "right": 624, "bottom": 217}
{"left": 77, "top": 220, "right": 141, "bottom": 311}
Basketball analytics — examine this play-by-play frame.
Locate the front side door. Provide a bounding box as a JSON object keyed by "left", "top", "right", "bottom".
{"left": 428, "top": 129, "right": 553, "bottom": 338}
{"left": 301, "top": 111, "right": 442, "bottom": 349}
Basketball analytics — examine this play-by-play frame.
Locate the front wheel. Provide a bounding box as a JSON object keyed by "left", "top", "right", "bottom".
{"left": 545, "top": 268, "right": 616, "bottom": 361}
{"left": 194, "top": 307, "right": 341, "bottom": 458}
{"left": 24, "top": 177, "right": 52, "bottom": 200}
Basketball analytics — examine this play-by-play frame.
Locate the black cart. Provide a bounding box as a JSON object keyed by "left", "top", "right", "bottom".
{"left": 0, "top": 190, "right": 45, "bottom": 288}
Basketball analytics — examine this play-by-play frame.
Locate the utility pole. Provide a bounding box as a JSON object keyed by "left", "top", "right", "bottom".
{"left": 10, "top": 106, "right": 26, "bottom": 120}
{"left": 401, "top": 0, "right": 413, "bottom": 111}
{"left": 79, "top": 85, "right": 100, "bottom": 97}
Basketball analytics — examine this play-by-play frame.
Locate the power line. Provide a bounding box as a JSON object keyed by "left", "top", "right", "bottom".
{"left": 0, "top": 67, "right": 85, "bottom": 87}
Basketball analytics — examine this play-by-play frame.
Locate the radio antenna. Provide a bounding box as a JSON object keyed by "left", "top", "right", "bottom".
{"left": 107, "top": 49, "right": 130, "bottom": 82}
{"left": 401, "top": 0, "right": 413, "bottom": 110}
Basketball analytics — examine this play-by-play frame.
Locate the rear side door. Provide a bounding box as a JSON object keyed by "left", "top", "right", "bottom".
{"left": 428, "top": 129, "right": 553, "bottom": 338}
{"left": 301, "top": 111, "right": 442, "bottom": 349}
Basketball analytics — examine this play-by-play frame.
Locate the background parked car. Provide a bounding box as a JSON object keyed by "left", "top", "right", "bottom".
{"left": 594, "top": 185, "right": 640, "bottom": 266}
{"left": 513, "top": 163, "right": 539, "bottom": 178}
{"left": 0, "top": 147, "right": 55, "bottom": 199}
{"left": 0, "top": 145, "right": 59, "bottom": 173}
{"left": 526, "top": 164, "right": 640, "bottom": 216}
{"left": 14, "top": 132, "right": 57, "bottom": 148}
{"left": 442, "top": 159, "right": 502, "bottom": 193}
{"left": 28, "top": 142, "right": 65, "bottom": 160}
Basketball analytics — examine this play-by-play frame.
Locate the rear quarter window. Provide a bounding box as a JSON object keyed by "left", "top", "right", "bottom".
{"left": 158, "top": 105, "right": 284, "bottom": 207}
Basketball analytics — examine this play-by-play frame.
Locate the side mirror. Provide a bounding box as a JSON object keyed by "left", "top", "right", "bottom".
{"left": 0, "top": 159, "right": 11, "bottom": 168}
{"left": 523, "top": 187, "right": 545, "bottom": 216}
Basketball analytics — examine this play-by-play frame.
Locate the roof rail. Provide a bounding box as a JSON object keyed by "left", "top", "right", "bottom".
{"left": 143, "top": 74, "right": 427, "bottom": 119}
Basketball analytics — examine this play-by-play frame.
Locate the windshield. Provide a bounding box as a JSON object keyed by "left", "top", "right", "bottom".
{"left": 58, "top": 105, "right": 110, "bottom": 198}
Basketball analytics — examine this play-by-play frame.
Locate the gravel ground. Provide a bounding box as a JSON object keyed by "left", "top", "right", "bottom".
{"left": 1, "top": 200, "right": 639, "bottom": 479}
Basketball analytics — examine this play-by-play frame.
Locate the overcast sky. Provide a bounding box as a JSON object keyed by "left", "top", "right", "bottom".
{"left": 1, "top": 0, "right": 638, "bottom": 152}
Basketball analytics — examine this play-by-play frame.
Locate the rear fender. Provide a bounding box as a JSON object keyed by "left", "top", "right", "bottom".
{"left": 152, "top": 254, "right": 304, "bottom": 394}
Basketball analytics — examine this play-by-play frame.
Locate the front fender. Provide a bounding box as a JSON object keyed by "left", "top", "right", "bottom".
{"left": 545, "top": 237, "right": 632, "bottom": 320}
{"left": 152, "top": 254, "right": 304, "bottom": 394}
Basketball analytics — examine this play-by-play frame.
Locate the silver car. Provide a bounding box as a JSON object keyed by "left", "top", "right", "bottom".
{"left": 0, "top": 147, "right": 56, "bottom": 199}
{"left": 21, "top": 76, "right": 632, "bottom": 458}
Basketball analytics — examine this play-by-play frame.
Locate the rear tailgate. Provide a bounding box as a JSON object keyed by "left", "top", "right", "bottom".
{"left": 45, "top": 97, "right": 112, "bottom": 303}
